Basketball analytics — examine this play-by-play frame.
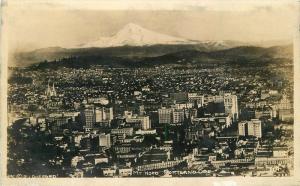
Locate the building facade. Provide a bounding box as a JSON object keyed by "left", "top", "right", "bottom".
{"left": 158, "top": 107, "right": 173, "bottom": 124}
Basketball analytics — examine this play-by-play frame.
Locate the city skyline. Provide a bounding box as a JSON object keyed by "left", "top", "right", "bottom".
{"left": 3, "top": 0, "right": 297, "bottom": 181}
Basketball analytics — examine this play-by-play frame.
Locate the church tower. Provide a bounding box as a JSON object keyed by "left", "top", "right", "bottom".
{"left": 45, "top": 80, "right": 57, "bottom": 97}
{"left": 51, "top": 83, "right": 57, "bottom": 96}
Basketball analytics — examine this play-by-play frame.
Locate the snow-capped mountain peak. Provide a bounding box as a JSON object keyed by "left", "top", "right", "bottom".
{"left": 77, "top": 23, "right": 196, "bottom": 48}
{"left": 117, "top": 23, "right": 146, "bottom": 34}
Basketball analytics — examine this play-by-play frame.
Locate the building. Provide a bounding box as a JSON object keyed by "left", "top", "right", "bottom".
{"left": 277, "top": 94, "right": 292, "bottom": 110}
{"left": 102, "top": 168, "right": 117, "bottom": 177}
{"left": 170, "top": 92, "right": 188, "bottom": 103}
{"left": 47, "top": 115, "right": 71, "bottom": 133}
{"left": 71, "top": 156, "right": 84, "bottom": 167}
{"left": 118, "top": 167, "right": 133, "bottom": 177}
{"left": 95, "top": 106, "right": 114, "bottom": 126}
{"left": 80, "top": 105, "right": 96, "bottom": 129}
{"left": 255, "top": 157, "right": 293, "bottom": 166}
{"left": 128, "top": 115, "right": 150, "bottom": 130}
{"left": 223, "top": 93, "right": 238, "bottom": 121}
{"left": 248, "top": 119, "right": 262, "bottom": 138}
{"left": 140, "top": 115, "right": 151, "bottom": 130}
{"left": 124, "top": 111, "right": 151, "bottom": 130}
{"left": 214, "top": 114, "right": 232, "bottom": 128}
{"left": 187, "top": 93, "right": 204, "bottom": 107}
{"left": 135, "top": 129, "right": 157, "bottom": 135}
{"left": 94, "top": 154, "right": 109, "bottom": 164}
{"left": 136, "top": 160, "right": 183, "bottom": 171}
{"left": 158, "top": 107, "right": 173, "bottom": 124}
{"left": 45, "top": 80, "right": 57, "bottom": 97}
{"left": 174, "top": 103, "right": 193, "bottom": 110}
{"left": 87, "top": 97, "right": 109, "bottom": 105}
{"left": 254, "top": 107, "right": 274, "bottom": 119}
{"left": 273, "top": 147, "right": 289, "bottom": 158}
{"left": 238, "top": 122, "right": 247, "bottom": 136}
{"left": 141, "top": 149, "right": 171, "bottom": 163}
{"left": 172, "top": 109, "right": 185, "bottom": 124}
{"left": 111, "top": 128, "right": 134, "bottom": 136}
{"left": 124, "top": 111, "right": 133, "bottom": 119}
{"left": 99, "top": 133, "right": 111, "bottom": 148}
{"left": 278, "top": 109, "right": 293, "bottom": 122}
{"left": 238, "top": 119, "right": 262, "bottom": 138}
{"left": 201, "top": 93, "right": 239, "bottom": 121}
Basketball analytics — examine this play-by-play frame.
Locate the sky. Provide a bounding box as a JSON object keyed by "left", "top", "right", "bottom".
{"left": 2, "top": 0, "right": 299, "bottom": 52}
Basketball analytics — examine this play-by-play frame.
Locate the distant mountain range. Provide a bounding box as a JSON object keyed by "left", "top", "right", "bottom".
{"left": 11, "top": 23, "right": 293, "bottom": 67}
{"left": 28, "top": 44, "right": 292, "bottom": 70}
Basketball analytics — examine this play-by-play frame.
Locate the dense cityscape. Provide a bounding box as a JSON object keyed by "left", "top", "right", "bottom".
{"left": 7, "top": 60, "right": 293, "bottom": 177}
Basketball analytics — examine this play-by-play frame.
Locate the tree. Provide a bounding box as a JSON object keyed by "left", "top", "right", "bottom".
{"left": 163, "top": 123, "right": 170, "bottom": 141}
{"left": 197, "top": 107, "right": 206, "bottom": 117}
{"left": 28, "top": 104, "right": 38, "bottom": 113}
{"left": 142, "top": 135, "right": 159, "bottom": 146}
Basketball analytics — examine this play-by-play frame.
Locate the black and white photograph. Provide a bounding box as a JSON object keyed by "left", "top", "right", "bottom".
{"left": 1, "top": 0, "right": 299, "bottom": 184}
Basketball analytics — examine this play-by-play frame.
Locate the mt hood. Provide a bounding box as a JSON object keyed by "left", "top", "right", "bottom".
{"left": 76, "top": 23, "right": 197, "bottom": 48}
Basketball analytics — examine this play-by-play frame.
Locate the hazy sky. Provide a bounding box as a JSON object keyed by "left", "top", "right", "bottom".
{"left": 3, "top": 0, "right": 298, "bottom": 52}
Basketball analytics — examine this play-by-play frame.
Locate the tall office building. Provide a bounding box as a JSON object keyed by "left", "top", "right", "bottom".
{"left": 139, "top": 115, "right": 151, "bottom": 130}
{"left": 238, "top": 119, "right": 262, "bottom": 138}
{"left": 224, "top": 93, "right": 239, "bottom": 121}
{"left": 238, "top": 121, "right": 247, "bottom": 136}
{"left": 80, "top": 105, "right": 95, "bottom": 128}
{"left": 172, "top": 109, "right": 185, "bottom": 124}
{"left": 99, "top": 133, "right": 111, "bottom": 148}
{"left": 95, "top": 107, "right": 113, "bottom": 123}
{"left": 158, "top": 107, "right": 173, "bottom": 124}
{"left": 247, "top": 119, "right": 262, "bottom": 138}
